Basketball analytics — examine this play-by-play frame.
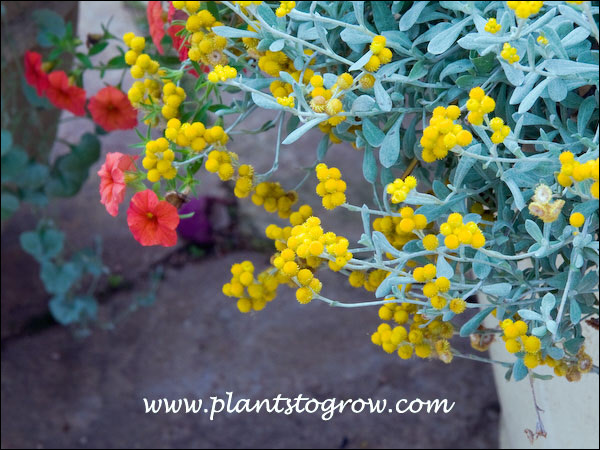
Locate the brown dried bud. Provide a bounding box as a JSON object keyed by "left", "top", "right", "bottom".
{"left": 165, "top": 191, "right": 189, "bottom": 209}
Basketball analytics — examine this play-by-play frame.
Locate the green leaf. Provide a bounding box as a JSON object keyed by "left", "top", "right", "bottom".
{"left": 472, "top": 251, "right": 491, "bottom": 279}
{"left": 459, "top": 306, "right": 495, "bottom": 337}
{"left": 436, "top": 256, "right": 454, "bottom": 279}
{"left": 32, "top": 9, "right": 66, "bottom": 42}
{"left": 518, "top": 78, "right": 550, "bottom": 114}
{"left": 569, "top": 297, "right": 582, "bottom": 324}
{"left": 1, "top": 192, "right": 19, "bottom": 220}
{"left": 544, "top": 60, "right": 599, "bottom": 76}
{"left": 282, "top": 118, "right": 323, "bottom": 145}
{"left": 362, "top": 145, "right": 377, "bottom": 184}
{"left": 362, "top": 118, "right": 385, "bottom": 147}
{"left": 427, "top": 17, "right": 470, "bottom": 55}
{"left": 547, "top": 77, "right": 567, "bottom": 102}
{"left": 1, "top": 148, "right": 28, "bottom": 182}
{"left": 577, "top": 96, "right": 597, "bottom": 136}
{"left": 379, "top": 118, "right": 401, "bottom": 167}
{"left": 453, "top": 143, "right": 480, "bottom": 187}
{"left": 481, "top": 283, "right": 512, "bottom": 297}
{"left": 513, "top": 358, "right": 528, "bottom": 381}
{"left": 49, "top": 295, "right": 97, "bottom": 325}
{"left": 1, "top": 129, "right": 13, "bottom": 156}
{"left": 372, "top": 1, "right": 396, "bottom": 33}
{"left": 374, "top": 80, "right": 392, "bottom": 112}
{"left": 88, "top": 41, "right": 108, "bottom": 56}
{"left": 251, "top": 92, "right": 284, "bottom": 110}
{"left": 399, "top": 1, "right": 429, "bottom": 31}
{"left": 212, "top": 26, "right": 258, "bottom": 38}
{"left": 40, "top": 261, "right": 82, "bottom": 295}
{"left": 525, "top": 219, "right": 543, "bottom": 242}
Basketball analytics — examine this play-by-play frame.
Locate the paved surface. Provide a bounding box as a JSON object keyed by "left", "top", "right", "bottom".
{"left": 1, "top": 2, "right": 500, "bottom": 448}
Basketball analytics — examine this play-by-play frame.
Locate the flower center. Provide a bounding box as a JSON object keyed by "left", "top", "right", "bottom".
{"left": 147, "top": 212, "right": 154, "bottom": 219}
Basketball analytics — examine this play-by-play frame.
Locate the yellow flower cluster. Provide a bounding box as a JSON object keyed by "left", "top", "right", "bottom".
{"left": 315, "top": 163, "right": 346, "bottom": 210}
{"left": 165, "top": 119, "right": 207, "bottom": 151}
{"left": 373, "top": 208, "right": 427, "bottom": 255}
{"left": 276, "top": 1, "right": 295, "bottom": 17}
{"left": 440, "top": 213, "right": 486, "bottom": 249}
{"left": 161, "top": 82, "right": 187, "bottom": 120}
{"left": 234, "top": 164, "right": 254, "bottom": 198}
{"left": 421, "top": 105, "right": 473, "bottom": 163}
{"left": 143, "top": 138, "right": 176, "bottom": 182}
{"left": 386, "top": 176, "right": 417, "bottom": 204}
{"left": 188, "top": 30, "right": 228, "bottom": 66}
{"left": 501, "top": 42, "right": 519, "bottom": 64}
{"left": 258, "top": 50, "right": 295, "bottom": 77}
{"left": 528, "top": 184, "right": 565, "bottom": 223}
{"left": 537, "top": 34, "right": 549, "bottom": 45}
{"left": 252, "top": 182, "right": 298, "bottom": 218}
{"left": 545, "top": 346, "right": 593, "bottom": 381}
{"left": 308, "top": 74, "right": 349, "bottom": 126}
{"left": 348, "top": 269, "right": 389, "bottom": 292}
{"left": 127, "top": 79, "right": 162, "bottom": 106}
{"left": 124, "top": 33, "right": 160, "bottom": 79}
{"left": 466, "top": 87, "right": 496, "bottom": 126}
{"left": 366, "top": 35, "right": 393, "bottom": 72}
{"left": 500, "top": 319, "right": 542, "bottom": 368}
{"left": 207, "top": 65, "right": 238, "bottom": 83}
{"left": 484, "top": 18, "right": 501, "bottom": 34}
{"left": 507, "top": 1, "right": 544, "bottom": 19}
{"left": 270, "top": 80, "right": 293, "bottom": 99}
{"left": 166, "top": 119, "right": 227, "bottom": 149}
{"left": 489, "top": 117, "right": 511, "bottom": 144}
{"left": 284, "top": 216, "right": 353, "bottom": 273}
{"left": 289, "top": 204, "right": 314, "bottom": 226}
{"left": 422, "top": 234, "right": 439, "bottom": 251}
{"left": 557, "top": 152, "right": 599, "bottom": 198}
{"left": 277, "top": 96, "right": 295, "bottom": 107}
{"left": 222, "top": 261, "right": 280, "bottom": 313}
{"left": 172, "top": 1, "right": 200, "bottom": 12}
{"left": 371, "top": 311, "right": 455, "bottom": 363}
{"left": 233, "top": 1, "right": 263, "bottom": 7}
{"left": 205, "top": 150, "right": 236, "bottom": 181}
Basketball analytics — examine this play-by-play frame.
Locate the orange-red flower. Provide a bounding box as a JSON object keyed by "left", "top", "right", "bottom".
{"left": 24, "top": 51, "right": 49, "bottom": 96}
{"left": 45, "top": 71, "right": 87, "bottom": 116}
{"left": 88, "top": 86, "right": 138, "bottom": 131}
{"left": 98, "top": 152, "right": 138, "bottom": 217}
{"left": 147, "top": 1, "right": 166, "bottom": 55}
{"left": 127, "top": 190, "right": 180, "bottom": 247}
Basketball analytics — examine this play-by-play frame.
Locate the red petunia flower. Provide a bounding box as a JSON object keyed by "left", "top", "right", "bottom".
{"left": 45, "top": 71, "right": 87, "bottom": 116}
{"left": 88, "top": 86, "right": 138, "bottom": 131}
{"left": 98, "top": 152, "right": 138, "bottom": 217}
{"left": 24, "top": 51, "right": 50, "bottom": 96}
{"left": 147, "top": 1, "right": 166, "bottom": 55}
{"left": 127, "top": 190, "right": 180, "bottom": 247}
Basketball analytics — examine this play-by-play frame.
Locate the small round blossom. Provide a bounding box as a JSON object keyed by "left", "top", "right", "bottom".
{"left": 489, "top": 117, "right": 511, "bottom": 144}
{"left": 484, "top": 18, "right": 501, "bottom": 34}
{"left": 127, "top": 189, "right": 180, "bottom": 247}
{"left": 507, "top": 1, "right": 544, "bottom": 20}
{"left": 386, "top": 176, "right": 417, "bottom": 204}
{"left": 569, "top": 212, "right": 585, "bottom": 228}
{"left": 501, "top": 43, "right": 520, "bottom": 64}
{"left": 315, "top": 163, "right": 347, "bottom": 210}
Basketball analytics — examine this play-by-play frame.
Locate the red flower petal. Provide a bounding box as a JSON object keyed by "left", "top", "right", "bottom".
{"left": 147, "top": 1, "right": 166, "bottom": 55}
{"left": 24, "top": 51, "right": 49, "bottom": 96}
{"left": 127, "top": 190, "right": 179, "bottom": 247}
{"left": 88, "top": 86, "right": 138, "bottom": 131}
{"left": 46, "top": 71, "right": 86, "bottom": 116}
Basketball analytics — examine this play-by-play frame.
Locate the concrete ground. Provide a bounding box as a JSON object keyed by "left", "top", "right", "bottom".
{"left": 1, "top": 2, "right": 500, "bottom": 448}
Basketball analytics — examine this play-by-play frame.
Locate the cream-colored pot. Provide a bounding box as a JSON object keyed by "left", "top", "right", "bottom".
{"left": 479, "top": 295, "right": 599, "bottom": 449}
